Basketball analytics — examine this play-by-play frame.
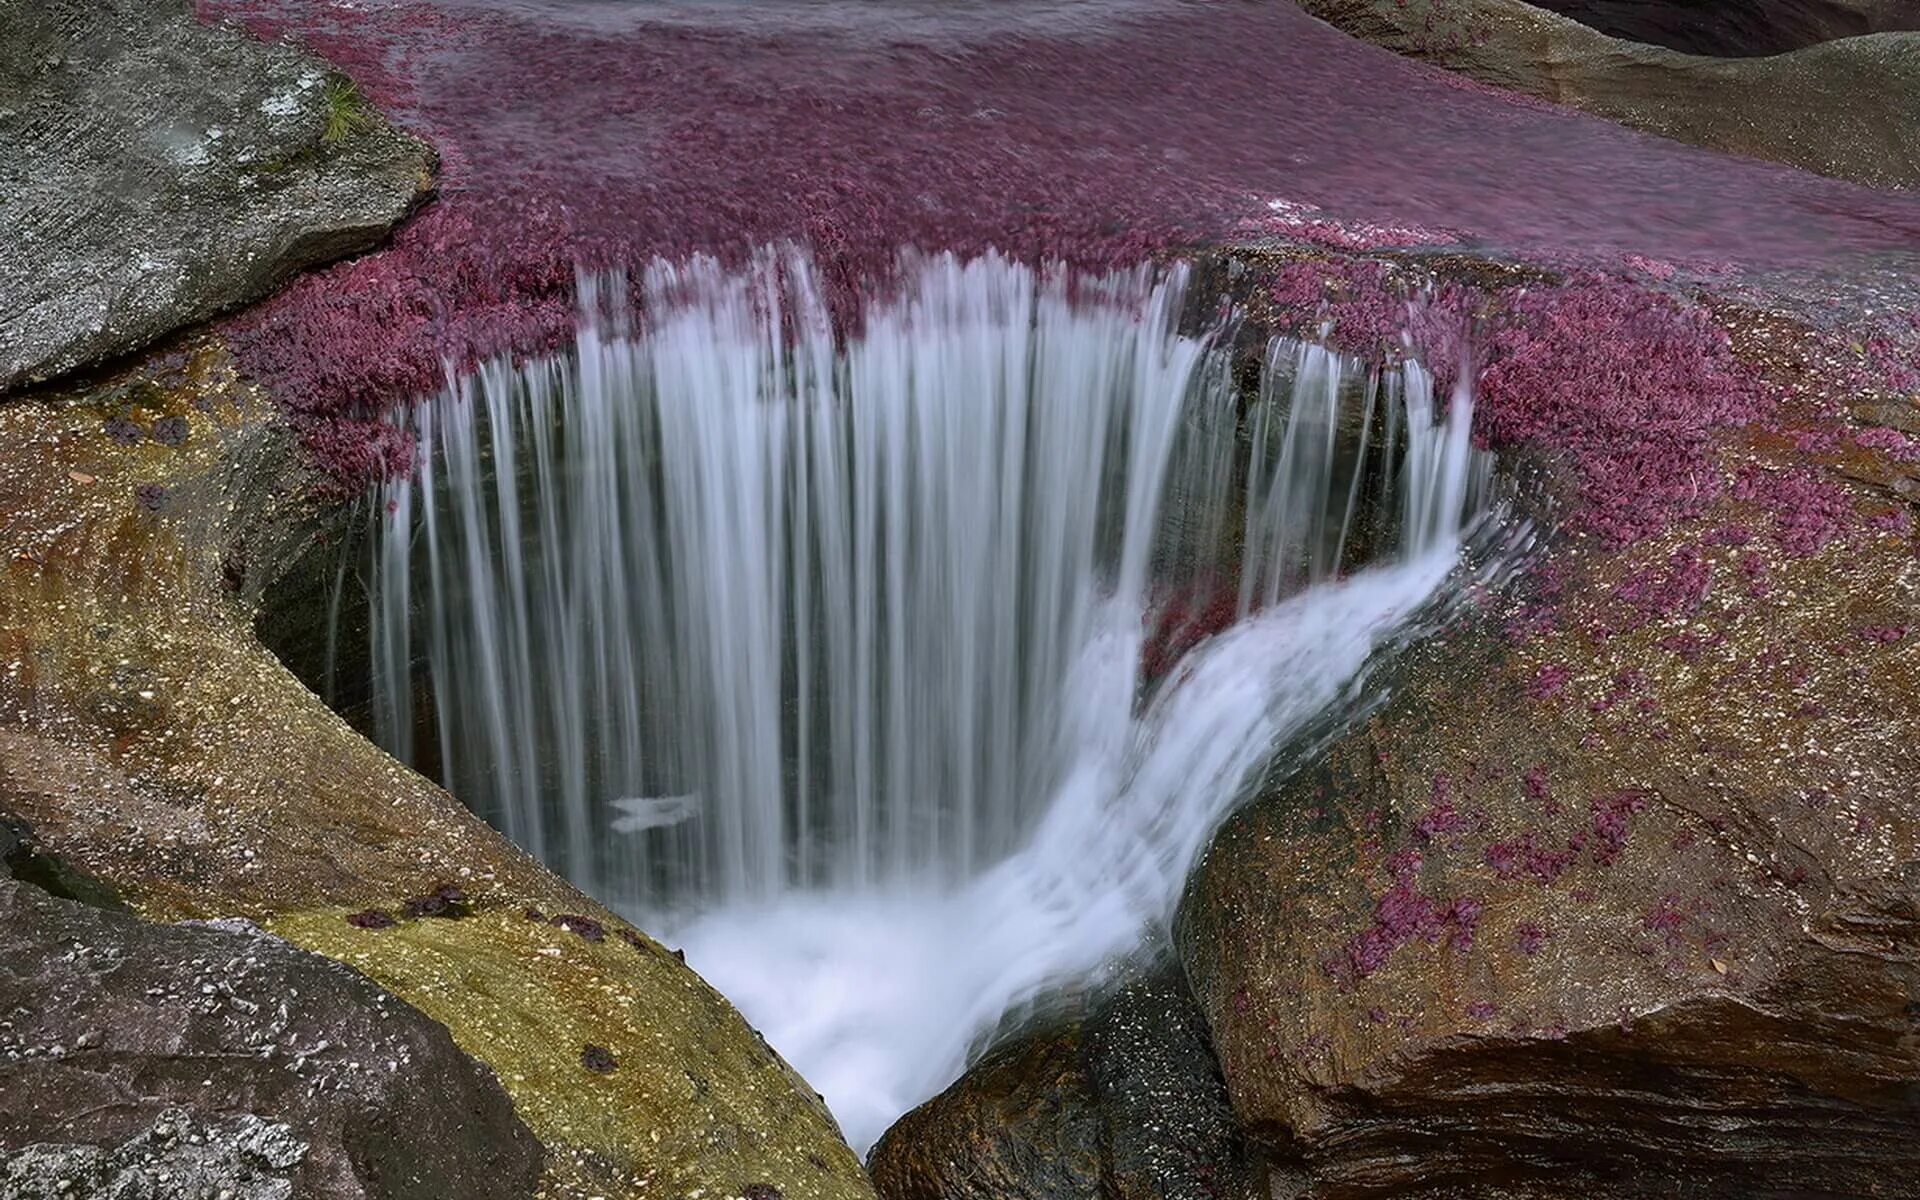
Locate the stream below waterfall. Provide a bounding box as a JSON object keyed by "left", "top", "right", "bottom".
{"left": 362, "top": 249, "right": 1503, "bottom": 1149}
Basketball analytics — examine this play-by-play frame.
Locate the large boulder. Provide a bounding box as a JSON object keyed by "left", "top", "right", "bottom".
{"left": 1290, "top": 0, "right": 1920, "bottom": 189}
{"left": 0, "top": 0, "right": 434, "bottom": 392}
{"left": 1176, "top": 267, "right": 1920, "bottom": 1196}
{"left": 0, "top": 340, "right": 875, "bottom": 1199}
{"left": 0, "top": 869, "right": 543, "bottom": 1199}
{"left": 869, "top": 970, "right": 1266, "bottom": 1200}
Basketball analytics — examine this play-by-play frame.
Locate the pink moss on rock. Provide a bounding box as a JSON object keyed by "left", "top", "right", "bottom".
{"left": 1485, "top": 833, "right": 1577, "bottom": 884}
{"left": 1334, "top": 849, "right": 1485, "bottom": 979}
{"left": 1730, "top": 463, "right": 1855, "bottom": 557}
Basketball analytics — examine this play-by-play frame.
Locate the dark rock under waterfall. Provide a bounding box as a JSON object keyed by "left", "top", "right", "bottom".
{"left": 869, "top": 970, "right": 1264, "bottom": 1200}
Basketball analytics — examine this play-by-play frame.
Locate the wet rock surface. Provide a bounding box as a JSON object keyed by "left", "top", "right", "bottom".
{"left": 0, "top": 0, "right": 432, "bottom": 392}
{"left": 198, "top": 0, "right": 1920, "bottom": 493}
{"left": 0, "top": 872, "right": 543, "bottom": 1199}
{"left": 869, "top": 970, "right": 1265, "bottom": 1200}
{"left": 1176, "top": 284, "right": 1920, "bottom": 1196}
{"left": 1292, "top": 0, "right": 1920, "bottom": 190}
{"left": 1531, "top": 0, "right": 1920, "bottom": 57}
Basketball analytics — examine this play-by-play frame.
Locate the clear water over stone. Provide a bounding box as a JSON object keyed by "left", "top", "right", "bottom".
{"left": 367, "top": 248, "right": 1498, "bottom": 1146}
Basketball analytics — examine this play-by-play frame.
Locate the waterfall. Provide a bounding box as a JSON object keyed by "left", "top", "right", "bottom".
{"left": 367, "top": 247, "right": 1495, "bottom": 1147}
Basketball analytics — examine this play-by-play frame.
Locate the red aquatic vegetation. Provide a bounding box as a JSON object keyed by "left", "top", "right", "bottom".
{"left": 1485, "top": 832, "right": 1577, "bottom": 884}
{"left": 1527, "top": 663, "right": 1572, "bottom": 700}
{"left": 1585, "top": 790, "right": 1649, "bottom": 866}
{"left": 193, "top": 0, "right": 1920, "bottom": 494}
{"left": 1730, "top": 463, "right": 1854, "bottom": 557}
{"left": 1265, "top": 261, "right": 1769, "bottom": 548}
{"left": 1607, "top": 542, "right": 1712, "bottom": 631}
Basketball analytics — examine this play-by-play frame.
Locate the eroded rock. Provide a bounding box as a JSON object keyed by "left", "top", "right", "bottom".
{"left": 0, "top": 872, "right": 543, "bottom": 1198}
{"left": 0, "top": 0, "right": 433, "bottom": 392}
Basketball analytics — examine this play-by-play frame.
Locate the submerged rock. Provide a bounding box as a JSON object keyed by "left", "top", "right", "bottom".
{"left": 868, "top": 970, "right": 1265, "bottom": 1200}
{"left": 0, "top": 0, "right": 433, "bottom": 392}
{"left": 0, "top": 872, "right": 542, "bottom": 1198}
{"left": 1292, "top": 0, "right": 1920, "bottom": 189}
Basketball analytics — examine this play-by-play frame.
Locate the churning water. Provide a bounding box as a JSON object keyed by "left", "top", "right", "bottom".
{"left": 367, "top": 248, "right": 1496, "bottom": 1148}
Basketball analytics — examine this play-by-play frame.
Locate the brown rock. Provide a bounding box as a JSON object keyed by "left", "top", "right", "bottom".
{"left": 1178, "top": 348, "right": 1920, "bottom": 1194}
{"left": 0, "top": 339, "right": 875, "bottom": 1198}
{"left": 1530, "top": 0, "right": 1920, "bottom": 58}
{"left": 1291, "top": 0, "right": 1920, "bottom": 190}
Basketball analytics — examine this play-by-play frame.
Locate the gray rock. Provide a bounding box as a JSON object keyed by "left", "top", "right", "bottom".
{"left": 2, "top": 1108, "right": 305, "bottom": 1200}
{"left": 0, "top": 0, "right": 433, "bottom": 393}
{"left": 0, "top": 874, "right": 543, "bottom": 1199}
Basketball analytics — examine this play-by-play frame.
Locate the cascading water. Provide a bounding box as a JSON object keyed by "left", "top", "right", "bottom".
{"left": 367, "top": 248, "right": 1497, "bottom": 1149}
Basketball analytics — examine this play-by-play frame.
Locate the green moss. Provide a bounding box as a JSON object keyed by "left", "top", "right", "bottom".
{"left": 320, "top": 75, "right": 373, "bottom": 144}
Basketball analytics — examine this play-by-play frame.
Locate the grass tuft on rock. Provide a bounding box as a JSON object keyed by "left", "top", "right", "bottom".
{"left": 321, "top": 75, "right": 373, "bottom": 144}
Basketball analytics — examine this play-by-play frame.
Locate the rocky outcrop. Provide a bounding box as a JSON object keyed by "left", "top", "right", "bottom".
{"left": 1175, "top": 277, "right": 1920, "bottom": 1195}
{"left": 1291, "top": 0, "right": 1920, "bottom": 189}
{"left": 0, "top": 340, "right": 875, "bottom": 1199}
{"left": 0, "top": 870, "right": 543, "bottom": 1198}
{"left": 1532, "top": 0, "right": 1920, "bottom": 57}
{"left": 0, "top": 0, "right": 433, "bottom": 392}
{"left": 869, "top": 970, "right": 1266, "bottom": 1200}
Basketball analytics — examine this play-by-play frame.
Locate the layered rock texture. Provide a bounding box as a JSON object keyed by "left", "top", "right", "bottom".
{"left": 1291, "top": 0, "right": 1920, "bottom": 189}
{"left": 0, "top": 0, "right": 433, "bottom": 391}
{"left": 869, "top": 971, "right": 1266, "bottom": 1200}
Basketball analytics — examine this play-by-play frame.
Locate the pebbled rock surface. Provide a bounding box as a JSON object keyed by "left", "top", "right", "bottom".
{"left": 0, "top": 0, "right": 432, "bottom": 393}
{"left": 1291, "top": 0, "right": 1920, "bottom": 190}
{"left": 1530, "top": 0, "right": 1920, "bottom": 57}
{"left": 869, "top": 969, "right": 1265, "bottom": 1200}
{"left": 0, "top": 871, "right": 544, "bottom": 1199}
{"left": 3, "top": 1108, "right": 307, "bottom": 1200}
